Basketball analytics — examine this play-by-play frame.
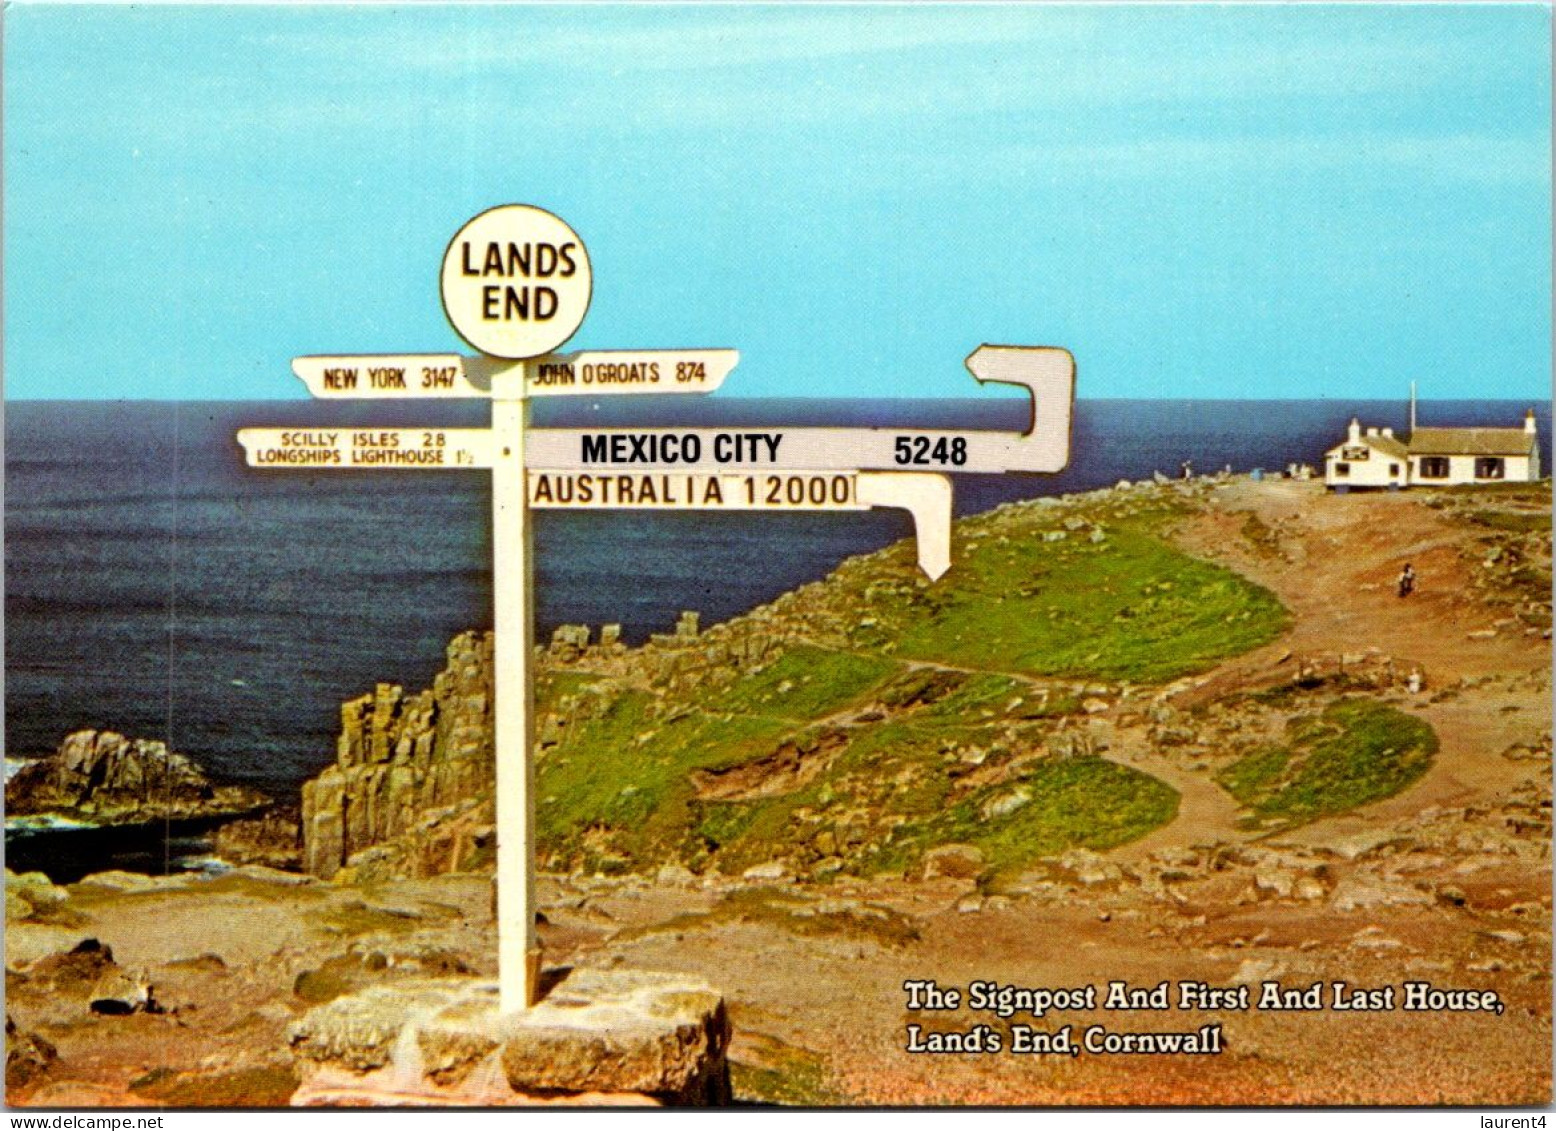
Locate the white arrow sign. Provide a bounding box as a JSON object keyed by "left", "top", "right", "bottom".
{"left": 290, "top": 350, "right": 738, "bottom": 400}
{"left": 236, "top": 427, "right": 497, "bottom": 469}
{"left": 234, "top": 431, "right": 952, "bottom": 580}
{"left": 522, "top": 345, "right": 1073, "bottom": 475}
{"left": 528, "top": 470, "right": 951, "bottom": 579}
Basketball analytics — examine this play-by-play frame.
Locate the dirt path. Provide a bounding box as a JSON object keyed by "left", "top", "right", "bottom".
{"left": 1175, "top": 480, "right": 1539, "bottom": 684}
{"left": 1104, "top": 737, "right": 1247, "bottom": 863}
{"left": 1169, "top": 479, "right": 1549, "bottom": 844}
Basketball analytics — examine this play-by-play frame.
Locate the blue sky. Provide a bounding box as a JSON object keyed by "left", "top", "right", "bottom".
{"left": 4, "top": 5, "right": 1550, "bottom": 400}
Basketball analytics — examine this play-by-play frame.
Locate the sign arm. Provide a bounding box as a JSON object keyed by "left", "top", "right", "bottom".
{"left": 962, "top": 343, "right": 1076, "bottom": 471}
{"left": 857, "top": 472, "right": 953, "bottom": 581}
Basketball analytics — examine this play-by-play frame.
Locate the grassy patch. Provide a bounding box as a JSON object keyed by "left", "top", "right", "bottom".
{"left": 918, "top": 672, "right": 1078, "bottom": 722}
{"left": 731, "top": 1034, "right": 848, "bottom": 1105}
{"left": 531, "top": 500, "right": 1278, "bottom": 877}
{"left": 317, "top": 899, "right": 421, "bottom": 937}
{"left": 877, "top": 528, "right": 1288, "bottom": 684}
{"left": 720, "top": 645, "right": 898, "bottom": 720}
{"left": 537, "top": 689, "right": 794, "bottom": 863}
{"left": 1217, "top": 698, "right": 1438, "bottom": 830}
{"left": 1467, "top": 509, "right": 1551, "bottom": 534}
{"left": 873, "top": 755, "right": 1179, "bottom": 880}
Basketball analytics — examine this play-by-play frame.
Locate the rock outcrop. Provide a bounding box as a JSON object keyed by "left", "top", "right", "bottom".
{"left": 213, "top": 810, "right": 303, "bottom": 871}
{"left": 5, "top": 1014, "right": 57, "bottom": 1089}
{"left": 5, "top": 730, "right": 268, "bottom": 826}
{"left": 4, "top": 870, "right": 68, "bottom": 922}
{"left": 298, "top": 610, "right": 787, "bottom": 883}
{"left": 301, "top": 632, "right": 496, "bottom": 880}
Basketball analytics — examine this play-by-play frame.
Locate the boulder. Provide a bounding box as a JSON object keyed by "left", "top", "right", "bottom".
{"left": 5, "top": 730, "right": 267, "bottom": 826}
{"left": 5, "top": 1014, "right": 57, "bottom": 1089}
{"left": 88, "top": 969, "right": 159, "bottom": 1015}
{"left": 25, "top": 938, "right": 118, "bottom": 996}
{"left": 981, "top": 789, "right": 1031, "bottom": 820}
{"left": 4, "top": 871, "right": 68, "bottom": 922}
{"left": 922, "top": 844, "right": 985, "bottom": 881}
{"left": 213, "top": 810, "right": 302, "bottom": 870}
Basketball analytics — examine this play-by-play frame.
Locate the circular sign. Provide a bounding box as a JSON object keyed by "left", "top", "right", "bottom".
{"left": 440, "top": 204, "right": 592, "bottom": 359}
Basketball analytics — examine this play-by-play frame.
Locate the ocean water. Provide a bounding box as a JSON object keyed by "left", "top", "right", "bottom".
{"left": 6, "top": 397, "right": 1548, "bottom": 802}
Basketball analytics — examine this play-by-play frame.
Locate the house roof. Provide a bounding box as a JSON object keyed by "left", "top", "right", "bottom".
{"left": 1407, "top": 427, "right": 1534, "bottom": 457}
{"left": 1326, "top": 434, "right": 1409, "bottom": 460}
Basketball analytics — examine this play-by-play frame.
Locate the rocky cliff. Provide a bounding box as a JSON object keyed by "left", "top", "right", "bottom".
{"left": 296, "top": 608, "right": 786, "bottom": 882}
{"left": 300, "top": 632, "right": 496, "bottom": 880}
{"left": 297, "top": 479, "right": 1551, "bottom": 888}
{"left": 5, "top": 730, "right": 268, "bottom": 826}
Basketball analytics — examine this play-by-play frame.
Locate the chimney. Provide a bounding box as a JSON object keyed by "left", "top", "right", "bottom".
{"left": 1366, "top": 427, "right": 1379, "bottom": 438}
{"left": 1526, "top": 409, "right": 1538, "bottom": 435}
{"left": 1381, "top": 427, "right": 1394, "bottom": 438}
{"left": 1348, "top": 418, "right": 1361, "bottom": 442}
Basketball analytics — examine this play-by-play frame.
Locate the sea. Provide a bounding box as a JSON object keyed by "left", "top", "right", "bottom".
{"left": 5, "top": 397, "right": 1547, "bottom": 879}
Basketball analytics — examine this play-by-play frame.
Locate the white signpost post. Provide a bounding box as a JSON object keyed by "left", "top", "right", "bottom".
{"left": 237, "top": 204, "right": 1074, "bottom": 1014}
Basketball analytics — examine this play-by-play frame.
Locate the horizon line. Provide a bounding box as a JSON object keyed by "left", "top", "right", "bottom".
{"left": 5, "top": 394, "right": 1548, "bottom": 405}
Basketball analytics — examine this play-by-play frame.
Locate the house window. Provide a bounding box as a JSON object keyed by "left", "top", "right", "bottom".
{"left": 1474, "top": 457, "right": 1505, "bottom": 480}
{"left": 1419, "top": 457, "right": 1450, "bottom": 479}
{"left": 1389, "top": 463, "right": 1400, "bottom": 477}
{"left": 1333, "top": 462, "right": 1350, "bottom": 478}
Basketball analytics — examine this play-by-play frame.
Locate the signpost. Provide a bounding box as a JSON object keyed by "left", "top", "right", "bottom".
{"left": 289, "top": 349, "right": 739, "bottom": 399}
{"left": 237, "top": 203, "right": 1074, "bottom": 1014}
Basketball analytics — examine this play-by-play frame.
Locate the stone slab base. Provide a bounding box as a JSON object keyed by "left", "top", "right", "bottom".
{"left": 287, "top": 968, "right": 730, "bottom": 1106}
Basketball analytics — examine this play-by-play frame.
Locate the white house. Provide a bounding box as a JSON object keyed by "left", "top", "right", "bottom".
{"left": 1325, "top": 410, "right": 1541, "bottom": 490}
{"left": 1324, "top": 419, "right": 1410, "bottom": 489}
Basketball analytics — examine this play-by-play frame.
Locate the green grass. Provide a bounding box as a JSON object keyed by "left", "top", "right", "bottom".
{"left": 532, "top": 501, "right": 1285, "bottom": 876}
{"left": 917, "top": 671, "right": 1080, "bottom": 722}
{"left": 537, "top": 670, "right": 605, "bottom": 699}
{"left": 1217, "top": 698, "right": 1438, "bottom": 830}
{"left": 537, "top": 690, "right": 794, "bottom": 861}
{"left": 720, "top": 645, "right": 898, "bottom": 720}
{"left": 872, "top": 755, "right": 1179, "bottom": 881}
{"left": 731, "top": 1034, "right": 850, "bottom": 1106}
{"left": 875, "top": 527, "right": 1289, "bottom": 683}
{"left": 1467, "top": 509, "right": 1551, "bottom": 534}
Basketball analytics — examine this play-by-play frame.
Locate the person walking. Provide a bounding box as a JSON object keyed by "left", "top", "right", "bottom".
{"left": 1397, "top": 563, "right": 1416, "bottom": 598}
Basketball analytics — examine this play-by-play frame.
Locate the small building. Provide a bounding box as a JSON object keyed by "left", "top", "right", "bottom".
{"left": 1323, "top": 420, "right": 1410, "bottom": 489}
{"left": 1325, "top": 410, "right": 1541, "bottom": 490}
{"left": 1407, "top": 417, "right": 1542, "bottom": 485}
